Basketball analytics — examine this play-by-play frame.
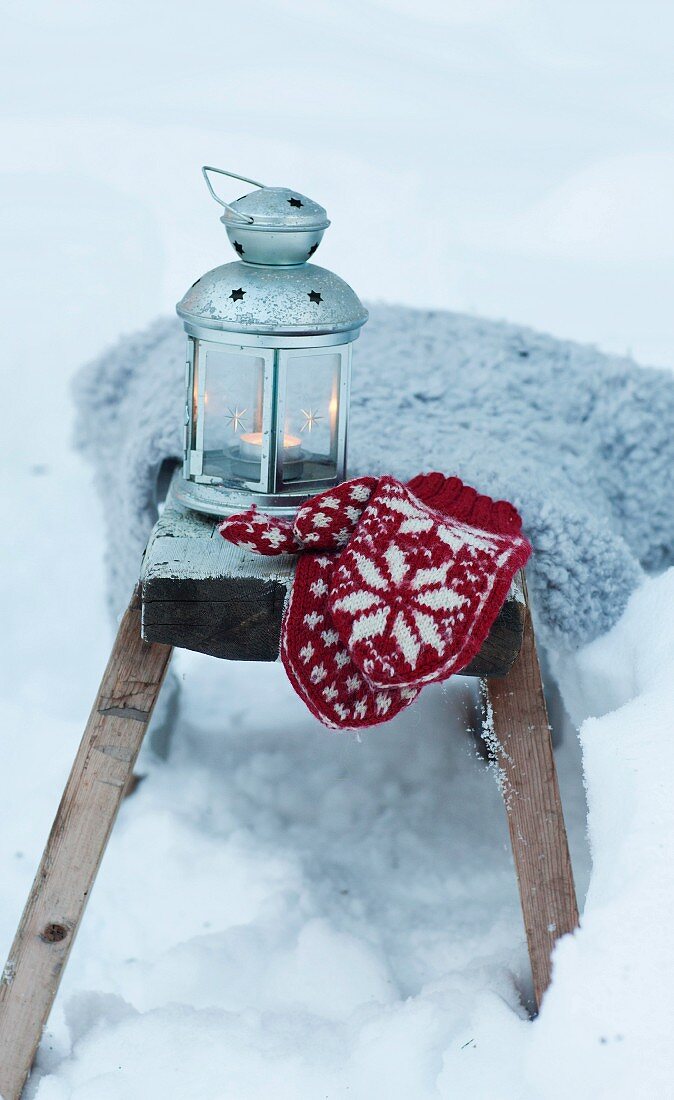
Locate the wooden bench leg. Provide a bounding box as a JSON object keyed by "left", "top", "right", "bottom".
{"left": 481, "top": 584, "right": 579, "bottom": 1011}
{"left": 0, "top": 587, "right": 172, "bottom": 1100}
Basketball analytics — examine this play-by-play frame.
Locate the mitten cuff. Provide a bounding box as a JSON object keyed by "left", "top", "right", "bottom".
{"left": 408, "top": 472, "right": 523, "bottom": 536}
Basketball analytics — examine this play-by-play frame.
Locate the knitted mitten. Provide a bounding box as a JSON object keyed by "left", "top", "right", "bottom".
{"left": 219, "top": 507, "right": 302, "bottom": 556}
{"left": 220, "top": 478, "right": 378, "bottom": 556}
{"left": 219, "top": 473, "right": 531, "bottom": 727}
{"left": 328, "top": 476, "right": 531, "bottom": 688}
{"left": 293, "top": 477, "right": 377, "bottom": 550}
{"left": 218, "top": 481, "right": 418, "bottom": 729}
{"left": 281, "top": 552, "right": 419, "bottom": 729}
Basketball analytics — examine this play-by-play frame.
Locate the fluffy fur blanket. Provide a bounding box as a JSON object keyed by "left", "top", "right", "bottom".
{"left": 74, "top": 305, "right": 674, "bottom": 648}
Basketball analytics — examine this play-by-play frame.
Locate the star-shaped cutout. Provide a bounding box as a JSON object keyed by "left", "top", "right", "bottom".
{"left": 229, "top": 288, "right": 246, "bottom": 302}
{"left": 301, "top": 407, "right": 323, "bottom": 433}
{"left": 232, "top": 241, "right": 245, "bottom": 256}
{"left": 226, "top": 406, "right": 247, "bottom": 432}
{"left": 288, "top": 197, "right": 304, "bottom": 208}
{"left": 308, "top": 290, "right": 323, "bottom": 305}
{"left": 307, "top": 242, "right": 319, "bottom": 258}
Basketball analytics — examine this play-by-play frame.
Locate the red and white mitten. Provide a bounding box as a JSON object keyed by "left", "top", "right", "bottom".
{"left": 219, "top": 473, "right": 531, "bottom": 729}
{"left": 218, "top": 507, "right": 301, "bottom": 557}
{"left": 328, "top": 476, "right": 531, "bottom": 688}
{"left": 293, "top": 477, "right": 377, "bottom": 550}
{"left": 218, "top": 484, "right": 418, "bottom": 730}
{"left": 219, "top": 478, "right": 377, "bottom": 557}
{"left": 281, "top": 551, "right": 419, "bottom": 730}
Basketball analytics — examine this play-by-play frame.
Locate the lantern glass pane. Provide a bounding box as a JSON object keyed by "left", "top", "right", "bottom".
{"left": 281, "top": 353, "right": 341, "bottom": 486}
{"left": 200, "top": 345, "right": 266, "bottom": 483}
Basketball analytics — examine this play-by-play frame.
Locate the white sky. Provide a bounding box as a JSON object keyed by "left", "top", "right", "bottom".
{"left": 2, "top": 0, "right": 674, "bottom": 385}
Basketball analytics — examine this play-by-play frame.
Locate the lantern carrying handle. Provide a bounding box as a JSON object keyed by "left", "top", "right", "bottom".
{"left": 202, "top": 166, "right": 266, "bottom": 223}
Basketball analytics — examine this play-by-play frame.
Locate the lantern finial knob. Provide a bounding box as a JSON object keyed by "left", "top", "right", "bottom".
{"left": 202, "top": 165, "right": 330, "bottom": 268}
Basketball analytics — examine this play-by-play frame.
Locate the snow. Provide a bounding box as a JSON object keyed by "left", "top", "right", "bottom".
{"left": 2, "top": 1, "right": 674, "bottom": 1096}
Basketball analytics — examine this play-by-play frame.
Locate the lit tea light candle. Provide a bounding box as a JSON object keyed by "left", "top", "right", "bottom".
{"left": 239, "top": 431, "right": 302, "bottom": 460}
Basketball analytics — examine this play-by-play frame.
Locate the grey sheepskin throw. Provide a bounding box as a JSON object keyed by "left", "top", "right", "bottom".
{"left": 74, "top": 304, "right": 674, "bottom": 649}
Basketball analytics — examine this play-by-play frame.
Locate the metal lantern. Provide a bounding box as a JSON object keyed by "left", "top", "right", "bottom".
{"left": 175, "top": 167, "right": 368, "bottom": 517}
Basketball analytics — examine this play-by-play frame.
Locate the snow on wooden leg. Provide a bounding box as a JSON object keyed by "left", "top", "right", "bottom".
{"left": 481, "top": 582, "right": 579, "bottom": 1011}
{"left": 0, "top": 587, "right": 172, "bottom": 1100}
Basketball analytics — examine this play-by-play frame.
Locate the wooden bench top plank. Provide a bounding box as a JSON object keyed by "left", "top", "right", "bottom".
{"left": 141, "top": 474, "right": 525, "bottom": 674}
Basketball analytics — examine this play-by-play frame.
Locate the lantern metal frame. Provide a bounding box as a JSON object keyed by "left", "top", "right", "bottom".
{"left": 177, "top": 333, "right": 352, "bottom": 515}
{"left": 174, "top": 168, "right": 367, "bottom": 518}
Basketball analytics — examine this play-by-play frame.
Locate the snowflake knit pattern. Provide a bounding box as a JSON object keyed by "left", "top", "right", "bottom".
{"left": 281, "top": 551, "right": 420, "bottom": 730}
{"left": 220, "top": 477, "right": 417, "bottom": 729}
{"left": 328, "top": 477, "right": 531, "bottom": 689}
{"left": 219, "top": 474, "right": 531, "bottom": 729}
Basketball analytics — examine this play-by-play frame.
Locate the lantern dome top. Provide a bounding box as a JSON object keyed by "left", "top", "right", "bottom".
{"left": 202, "top": 166, "right": 331, "bottom": 267}
{"left": 223, "top": 185, "right": 329, "bottom": 233}
{"left": 177, "top": 260, "right": 368, "bottom": 337}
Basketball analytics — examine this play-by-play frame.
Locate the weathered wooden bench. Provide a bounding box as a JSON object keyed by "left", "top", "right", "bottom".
{"left": 0, "top": 475, "right": 578, "bottom": 1099}
{"left": 140, "top": 479, "right": 529, "bottom": 675}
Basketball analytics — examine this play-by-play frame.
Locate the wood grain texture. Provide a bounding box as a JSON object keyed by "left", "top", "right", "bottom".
{"left": 481, "top": 582, "right": 579, "bottom": 1010}
{"left": 0, "top": 588, "right": 172, "bottom": 1100}
{"left": 141, "top": 473, "right": 526, "bottom": 672}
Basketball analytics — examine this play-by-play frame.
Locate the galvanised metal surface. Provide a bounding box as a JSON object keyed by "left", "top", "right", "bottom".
{"left": 224, "top": 224, "right": 326, "bottom": 266}
{"left": 222, "top": 188, "right": 330, "bottom": 266}
{"left": 176, "top": 166, "right": 367, "bottom": 515}
{"left": 173, "top": 477, "right": 337, "bottom": 517}
{"left": 177, "top": 260, "right": 368, "bottom": 336}
{"left": 223, "top": 185, "right": 329, "bottom": 230}
{"left": 203, "top": 167, "right": 331, "bottom": 266}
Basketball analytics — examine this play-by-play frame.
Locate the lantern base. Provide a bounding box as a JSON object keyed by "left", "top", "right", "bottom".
{"left": 174, "top": 475, "right": 337, "bottom": 518}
